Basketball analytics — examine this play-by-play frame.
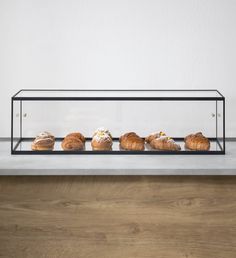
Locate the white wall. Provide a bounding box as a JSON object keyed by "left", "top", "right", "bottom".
{"left": 0, "top": 0, "right": 236, "bottom": 137}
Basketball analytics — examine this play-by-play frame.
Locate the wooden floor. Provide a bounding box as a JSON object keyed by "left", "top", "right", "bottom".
{"left": 0, "top": 176, "right": 236, "bottom": 258}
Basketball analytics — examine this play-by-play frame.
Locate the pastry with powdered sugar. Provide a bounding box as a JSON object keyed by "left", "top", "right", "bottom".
{"left": 145, "top": 131, "right": 181, "bottom": 151}
{"left": 31, "top": 131, "right": 55, "bottom": 151}
{"left": 91, "top": 127, "right": 113, "bottom": 150}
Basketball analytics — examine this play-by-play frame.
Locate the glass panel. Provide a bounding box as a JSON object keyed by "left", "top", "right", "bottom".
{"left": 12, "top": 100, "right": 21, "bottom": 149}
{"left": 21, "top": 100, "right": 216, "bottom": 138}
{"left": 15, "top": 90, "right": 223, "bottom": 99}
{"left": 216, "top": 100, "right": 225, "bottom": 150}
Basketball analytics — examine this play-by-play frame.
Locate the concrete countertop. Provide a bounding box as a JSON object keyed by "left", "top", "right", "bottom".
{"left": 0, "top": 141, "right": 235, "bottom": 175}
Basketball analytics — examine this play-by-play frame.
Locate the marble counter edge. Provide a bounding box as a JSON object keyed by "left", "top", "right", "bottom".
{"left": 0, "top": 168, "right": 235, "bottom": 176}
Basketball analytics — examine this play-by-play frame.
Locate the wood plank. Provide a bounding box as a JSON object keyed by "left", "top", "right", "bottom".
{"left": 0, "top": 176, "right": 236, "bottom": 258}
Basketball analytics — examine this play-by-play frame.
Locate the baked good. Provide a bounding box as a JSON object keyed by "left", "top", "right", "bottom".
{"left": 119, "top": 132, "right": 145, "bottom": 151}
{"left": 146, "top": 132, "right": 181, "bottom": 151}
{"left": 184, "top": 132, "right": 210, "bottom": 151}
{"left": 91, "top": 128, "right": 112, "bottom": 150}
{"left": 31, "top": 131, "right": 55, "bottom": 151}
{"left": 93, "top": 127, "right": 112, "bottom": 139}
{"left": 150, "top": 136, "right": 181, "bottom": 151}
{"left": 145, "top": 131, "right": 166, "bottom": 144}
{"left": 61, "top": 132, "right": 85, "bottom": 151}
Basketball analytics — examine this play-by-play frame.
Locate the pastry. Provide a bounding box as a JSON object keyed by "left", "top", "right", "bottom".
{"left": 93, "top": 127, "right": 112, "bottom": 139}
{"left": 150, "top": 136, "right": 181, "bottom": 151}
{"left": 61, "top": 132, "right": 85, "bottom": 151}
{"left": 31, "top": 131, "right": 55, "bottom": 151}
{"left": 146, "top": 132, "right": 181, "bottom": 151}
{"left": 184, "top": 132, "right": 210, "bottom": 151}
{"left": 91, "top": 128, "right": 112, "bottom": 150}
{"left": 119, "top": 132, "right": 145, "bottom": 151}
{"left": 145, "top": 131, "right": 166, "bottom": 144}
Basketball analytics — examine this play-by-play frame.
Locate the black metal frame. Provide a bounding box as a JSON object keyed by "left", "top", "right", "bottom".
{"left": 11, "top": 89, "right": 226, "bottom": 155}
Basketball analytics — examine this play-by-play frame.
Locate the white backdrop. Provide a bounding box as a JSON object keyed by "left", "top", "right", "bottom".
{"left": 0, "top": 0, "right": 236, "bottom": 137}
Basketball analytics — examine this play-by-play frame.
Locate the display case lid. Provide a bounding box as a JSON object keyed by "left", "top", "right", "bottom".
{"left": 12, "top": 89, "right": 224, "bottom": 101}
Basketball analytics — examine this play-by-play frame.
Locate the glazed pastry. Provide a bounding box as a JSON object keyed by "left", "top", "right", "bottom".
{"left": 146, "top": 132, "right": 181, "bottom": 151}
{"left": 31, "top": 131, "right": 55, "bottom": 151}
{"left": 119, "top": 132, "right": 145, "bottom": 151}
{"left": 61, "top": 132, "right": 85, "bottom": 151}
{"left": 184, "top": 132, "right": 210, "bottom": 151}
{"left": 91, "top": 128, "right": 112, "bottom": 150}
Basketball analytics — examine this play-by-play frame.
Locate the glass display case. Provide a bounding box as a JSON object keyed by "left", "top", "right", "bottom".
{"left": 11, "top": 89, "right": 225, "bottom": 155}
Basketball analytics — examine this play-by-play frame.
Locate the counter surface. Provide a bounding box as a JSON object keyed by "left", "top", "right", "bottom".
{"left": 0, "top": 141, "right": 235, "bottom": 175}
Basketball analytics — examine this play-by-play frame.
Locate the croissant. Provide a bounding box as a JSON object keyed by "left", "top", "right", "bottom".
{"left": 64, "top": 132, "right": 85, "bottom": 144}
{"left": 61, "top": 132, "right": 85, "bottom": 151}
{"left": 32, "top": 131, "right": 55, "bottom": 151}
{"left": 119, "top": 132, "right": 145, "bottom": 151}
{"left": 145, "top": 131, "right": 166, "bottom": 144}
{"left": 150, "top": 136, "right": 181, "bottom": 151}
{"left": 184, "top": 132, "right": 210, "bottom": 151}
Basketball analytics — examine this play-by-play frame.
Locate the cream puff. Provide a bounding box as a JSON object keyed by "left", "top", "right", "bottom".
{"left": 91, "top": 127, "right": 112, "bottom": 150}
{"left": 31, "top": 131, "right": 55, "bottom": 151}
